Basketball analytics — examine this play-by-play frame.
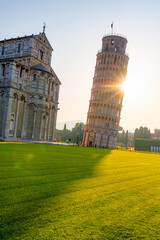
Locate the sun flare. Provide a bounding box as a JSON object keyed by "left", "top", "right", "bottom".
{"left": 121, "top": 77, "right": 137, "bottom": 94}
{"left": 121, "top": 81, "right": 128, "bottom": 92}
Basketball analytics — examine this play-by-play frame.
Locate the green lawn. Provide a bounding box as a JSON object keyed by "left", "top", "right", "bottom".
{"left": 1, "top": 144, "right": 160, "bottom": 239}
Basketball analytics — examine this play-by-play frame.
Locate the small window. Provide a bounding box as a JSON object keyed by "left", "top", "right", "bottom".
{"left": 20, "top": 67, "right": 23, "bottom": 78}
{"left": 111, "top": 39, "right": 114, "bottom": 45}
{"left": 18, "top": 43, "right": 21, "bottom": 53}
{"left": 40, "top": 50, "right": 43, "bottom": 60}
{"left": 52, "top": 82, "right": 54, "bottom": 91}
{"left": 33, "top": 74, "right": 36, "bottom": 81}
{"left": 48, "top": 85, "right": 50, "bottom": 95}
{"left": 10, "top": 113, "right": 15, "bottom": 131}
{"left": 114, "top": 55, "right": 117, "bottom": 64}
{"left": 1, "top": 64, "right": 5, "bottom": 76}
{"left": 2, "top": 46, "right": 5, "bottom": 55}
{"left": 10, "top": 119, "right": 14, "bottom": 131}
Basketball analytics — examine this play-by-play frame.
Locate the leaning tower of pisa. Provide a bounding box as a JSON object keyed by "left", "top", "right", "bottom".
{"left": 83, "top": 34, "right": 129, "bottom": 148}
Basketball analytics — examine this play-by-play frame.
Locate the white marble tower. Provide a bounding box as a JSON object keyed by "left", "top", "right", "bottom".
{"left": 83, "top": 33, "right": 129, "bottom": 148}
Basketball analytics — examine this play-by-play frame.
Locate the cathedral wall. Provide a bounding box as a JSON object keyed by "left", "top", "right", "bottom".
{"left": 0, "top": 33, "right": 60, "bottom": 142}
{"left": 0, "top": 38, "right": 32, "bottom": 60}
{"left": 31, "top": 37, "right": 52, "bottom": 66}
{"left": 10, "top": 62, "right": 29, "bottom": 91}
{"left": 0, "top": 62, "right": 13, "bottom": 87}
{"left": 29, "top": 70, "right": 51, "bottom": 97}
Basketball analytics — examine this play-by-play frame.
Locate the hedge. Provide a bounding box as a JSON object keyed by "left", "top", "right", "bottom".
{"left": 135, "top": 139, "right": 160, "bottom": 151}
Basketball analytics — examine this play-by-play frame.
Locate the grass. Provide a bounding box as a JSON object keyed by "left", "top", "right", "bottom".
{"left": 1, "top": 144, "right": 160, "bottom": 239}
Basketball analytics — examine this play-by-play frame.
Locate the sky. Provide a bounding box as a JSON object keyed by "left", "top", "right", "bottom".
{"left": 1, "top": 0, "right": 160, "bottom": 132}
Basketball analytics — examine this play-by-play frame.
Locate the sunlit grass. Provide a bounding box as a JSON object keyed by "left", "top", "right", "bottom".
{"left": 1, "top": 144, "right": 160, "bottom": 239}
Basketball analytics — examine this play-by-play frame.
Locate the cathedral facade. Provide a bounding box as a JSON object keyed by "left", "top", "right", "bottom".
{"left": 0, "top": 29, "right": 60, "bottom": 141}
{"left": 83, "top": 34, "right": 129, "bottom": 148}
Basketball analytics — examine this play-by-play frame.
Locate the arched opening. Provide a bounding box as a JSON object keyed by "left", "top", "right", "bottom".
{"left": 9, "top": 113, "right": 15, "bottom": 137}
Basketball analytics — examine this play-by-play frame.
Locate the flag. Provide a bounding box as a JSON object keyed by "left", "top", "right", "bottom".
{"left": 111, "top": 22, "right": 113, "bottom": 28}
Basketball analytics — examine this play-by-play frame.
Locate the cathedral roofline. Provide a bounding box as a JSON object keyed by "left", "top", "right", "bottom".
{"left": 0, "top": 32, "right": 53, "bottom": 51}
{"left": 0, "top": 35, "right": 33, "bottom": 43}
{"left": 50, "top": 67, "right": 61, "bottom": 85}
{"left": 34, "top": 33, "right": 53, "bottom": 51}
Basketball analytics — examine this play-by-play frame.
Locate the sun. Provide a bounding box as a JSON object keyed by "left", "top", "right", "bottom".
{"left": 121, "top": 80, "right": 132, "bottom": 93}
{"left": 121, "top": 77, "right": 137, "bottom": 94}
{"left": 121, "top": 81, "right": 128, "bottom": 92}
{"left": 120, "top": 74, "right": 148, "bottom": 105}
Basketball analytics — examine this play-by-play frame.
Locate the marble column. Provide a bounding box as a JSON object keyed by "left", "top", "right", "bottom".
{"left": 14, "top": 99, "right": 20, "bottom": 138}
{"left": 32, "top": 109, "right": 37, "bottom": 139}
{"left": 39, "top": 111, "right": 44, "bottom": 140}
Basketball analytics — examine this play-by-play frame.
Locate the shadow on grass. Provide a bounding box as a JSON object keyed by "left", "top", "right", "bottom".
{"left": 0, "top": 143, "right": 111, "bottom": 239}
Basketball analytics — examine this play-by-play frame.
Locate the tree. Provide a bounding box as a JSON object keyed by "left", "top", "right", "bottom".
{"left": 118, "top": 129, "right": 128, "bottom": 145}
{"left": 134, "top": 128, "right": 140, "bottom": 139}
{"left": 134, "top": 126, "right": 150, "bottom": 140}
{"left": 121, "top": 130, "right": 125, "bottom": 144}
{"left": 55, "top": 122, "right": 85, "bottom": 143}
{"left": 55, "top": 125, "right": 71, "bottom": 142}
{"left": 71, "top": 122, "right": 85, "bottom": 143}
{"left": 143, "top": 127, "right": 150, "bottom": 139}
{"left": 124, "top": 130, "right": 128, "bottom": 147}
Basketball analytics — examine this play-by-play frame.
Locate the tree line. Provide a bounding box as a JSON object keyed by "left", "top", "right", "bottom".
{"left": 117, "top": 129, "right": 129, "bottom": 146}
{"left": 134, "top": 126, "right": 150, "bottom": 139}
{"left": 55, "top": 123, "right": 151, "bottom": 146}
{"left": 55, "top": 122, "right": 85, "bottom": 144}
{"left": 118, "top": 126, "right": 151, "bottom": 147}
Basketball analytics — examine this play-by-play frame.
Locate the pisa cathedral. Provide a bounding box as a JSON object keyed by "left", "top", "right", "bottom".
{"left": 83, "top": 34, "right": 129, "bottom": 148}
{"left": 0, "top": 28, "right": 60, "bottom": 141}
